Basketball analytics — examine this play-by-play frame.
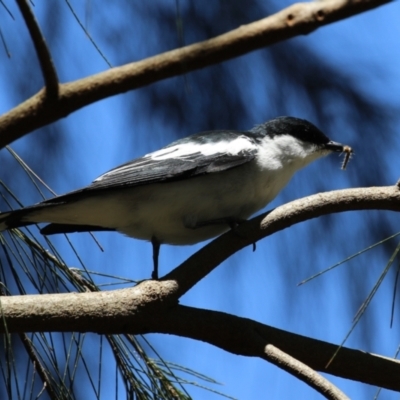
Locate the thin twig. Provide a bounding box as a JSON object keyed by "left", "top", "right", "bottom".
{"left": 264, "top": 344, "right": 349, "bottom": 400}
{"left": 19, "top": 333, "right": 59, "bottom": 400}
{"left": 0, "top": 26, "right": 11, "bottom": 58}
{"left": 15, "top": 0, "right": 59, "bottom": 97}
{"left": 0, "top": 0, "right": 15, "bottom": 19}
{"left": 64, "top": 0, "right": 112, "bottom": 67}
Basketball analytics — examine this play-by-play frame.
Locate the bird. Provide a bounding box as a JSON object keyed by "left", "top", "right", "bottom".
{"left": 0, "top": 116, "right": 352, "bottom": 279}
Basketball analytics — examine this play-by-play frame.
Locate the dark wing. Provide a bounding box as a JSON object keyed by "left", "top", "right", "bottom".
{"left": 86, "top": 130, "right": 258, "bottom": 190}
{"left": 41, "top": 130, "right": 258, "bottom": 204}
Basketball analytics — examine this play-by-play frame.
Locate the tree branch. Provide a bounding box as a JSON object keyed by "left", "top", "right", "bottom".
{"left": 0, "top": 0, "right": 391, "bottom": 148}
{"left": 139, "top": 305, "right": 400, "bottom": 392}
{"left": 164, "top": 185, "right": 400, "bottom": 297}
{"left": 2, "top": 298, "right": 400, "bottom": 391}
{"left": 263, "top": 345, "right": 349, "bottom": 400}
{"left": 15, "top": 0, "right": 59, "bottom": 97}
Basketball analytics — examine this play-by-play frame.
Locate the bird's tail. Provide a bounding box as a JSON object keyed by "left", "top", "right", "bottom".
{"left": 0, "top": 208, "right": 38, "bottom": 232}
{"left": 0, "top": 205, "right": 117, "bottom": 236}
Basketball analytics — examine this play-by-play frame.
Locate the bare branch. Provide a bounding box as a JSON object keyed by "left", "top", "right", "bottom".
{"left": 2, "top": 296, "right": 400, "bottom": 391}
{"left": 0, "top": 280, "right": 179, "bottom": 333}
{"left": 164, "top": 185, "right": 400, "bottom": 296}
{"left": 15, "top": 0, "right": 59, "bottom": 97}
{"left": 263, "top": 345, "right": 349, "bottom": 400}
{"left": 143, "top": 306, "right": 400, "bottom": 392}
{"left": 0, "top": 0, "right": 391, "bottom": 147}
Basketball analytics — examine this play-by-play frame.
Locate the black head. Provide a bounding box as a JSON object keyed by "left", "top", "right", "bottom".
{"left": 251, "top": 116, "right": 346, "bottom": 152}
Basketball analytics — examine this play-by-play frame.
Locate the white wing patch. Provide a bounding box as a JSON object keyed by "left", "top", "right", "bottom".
{"left": 150, "top": 135, "right": 256, "bottom": 160}
{"left": 94, "top": 135, "right": 256, "bottom": 182}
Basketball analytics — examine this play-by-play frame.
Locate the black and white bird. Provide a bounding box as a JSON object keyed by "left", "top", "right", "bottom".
{"left": 0, "top": 117, "right": 352, "bottom": 278}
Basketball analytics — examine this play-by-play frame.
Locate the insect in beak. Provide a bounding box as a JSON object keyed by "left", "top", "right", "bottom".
{"left": 341, "top": 146, "right": 353, "bottom": 170}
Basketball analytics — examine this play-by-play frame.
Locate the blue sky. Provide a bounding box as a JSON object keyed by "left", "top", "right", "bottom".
{"left": 1, "top": 1, "right": 400, "bottom": 399}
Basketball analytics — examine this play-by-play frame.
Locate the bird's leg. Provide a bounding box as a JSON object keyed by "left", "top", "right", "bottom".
{"left": 151, "top": 237, "right": 160, "bottom": 280}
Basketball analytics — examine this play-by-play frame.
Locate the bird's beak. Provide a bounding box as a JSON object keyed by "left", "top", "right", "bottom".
{"left": 324, "top": 140, "right": 348, "bottom": 152}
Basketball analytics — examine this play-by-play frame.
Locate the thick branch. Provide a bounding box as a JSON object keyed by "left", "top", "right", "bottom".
{"left": 150, "top": 306, "right": 400, "bottom": 392}
{"left": 0, "top": 280, "right": 177, "bottom": 331}
{"left": 15, "top": 0, "right": 59, "bottom": 97}
{"left": 2, "top": 298, "right": 400, "bottom": 391}
{"left": 0, "top": 0, "right": 391, "bottom": 148}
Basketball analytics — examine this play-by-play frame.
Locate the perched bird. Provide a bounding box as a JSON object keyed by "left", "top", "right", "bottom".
{"left": 0, "top": 117, "right": 352, "bottom": 278}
